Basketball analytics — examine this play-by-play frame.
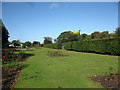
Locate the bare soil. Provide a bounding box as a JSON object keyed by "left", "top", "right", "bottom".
{"left": 89, "top": 73, "right": 120, "bottom": 90}
{"left": 47, "top": 54, "right": 69, "bottom": 57}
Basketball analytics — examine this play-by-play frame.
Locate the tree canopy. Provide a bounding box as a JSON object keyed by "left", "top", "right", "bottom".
{"left": 11, "top": 40, "right": 21, "bottom": 46}
{"left": 22, "top": 41, "right": 32, "bottom": 48}
{"left": 33, "top": 41, "right": 40, "bottom": 47}
{"left": 56, "top": 31, "right": 78, "bottom": 43}
{"left": 1, "top": 19, "right": 9, "bottom": 48}
{"left": 115, "top": 27, "right": 120, "bottom": 37}
{"left": 43, "top": 37, "right": 53, "bottom": 44}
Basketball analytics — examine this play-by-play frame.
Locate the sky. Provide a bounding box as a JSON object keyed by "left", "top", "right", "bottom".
{"left": 2, "top": 2, "right": 118, "bottom": 43}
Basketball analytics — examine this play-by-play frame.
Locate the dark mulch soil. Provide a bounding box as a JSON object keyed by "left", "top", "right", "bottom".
{"left": 18, "top": 58, "right": 27, "bottom": 62}
{"left": 89, "top": 73, "right": 120, "bottom": 89}
{"left": 2, "top": 67, "right": 22, "bottom": 89}
{"left": 2, "top": 58, "right": 28, "bottom": 89}
{"left": 47, "top": 54, "right": 69, "bottom": 57}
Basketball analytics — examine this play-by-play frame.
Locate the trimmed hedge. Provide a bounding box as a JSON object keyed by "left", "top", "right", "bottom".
{"left": 44, "top": 38, "right": 120, "bottom": 55}
{"left": 64, "top": 42, "right": 73, "bottom": 50}
{"left": 44, "top": 43, "right": 62, "bottom": 49}
{"left": 64, "top": 38, "right": 120, "bottom": 55}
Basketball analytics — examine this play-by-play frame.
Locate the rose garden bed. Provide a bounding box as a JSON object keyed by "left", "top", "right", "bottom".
{"left": 2, "top": 66, "right": 22, "bottom": 89}
{"left": 2, "top": 49, "right": 33, "bottom": 89}
{"left": 89, "top": 73, "right": 120, "bottom": 89}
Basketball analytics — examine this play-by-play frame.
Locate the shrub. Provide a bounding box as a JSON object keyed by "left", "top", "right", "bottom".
{"left": 44, "top": 43, "right": 62, "bottom": 49}
{"left": 64, "top": 42, "right": 73, "bottom": 50}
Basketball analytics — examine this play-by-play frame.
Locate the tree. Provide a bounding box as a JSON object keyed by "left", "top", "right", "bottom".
{"left": 91, "top": 31, "right": 101, "bottom": 39}
{"left": 100, "top": 31, "right": 109, "bottom": 38}
{"left": 56, "top": 31, "right": 78, "bottom": 43}
{"left": 12, "top": 40, "right": 21, "bottom": 47}
{"left": 22, "top": 41, "right": 32, "bottom": 47}
{"left": 54, "top": 39, "right": 57, "bottom": 43}
{"left": 115, "top": 27, "right": 120, "bottom": 37}
{"left": 78, "top": 33, "right": 87, "bottom": 41}
{"left": 109, "top": 33, "right": 115, "bottom": 38}
{"left": 1, "top": 19, "right": 9, "bottom": 48}
{"left": 33, "top": 41, "right": 40, "bottom": 47}
{"left": 43, "top": 37, "right": 53, "bottom": 44}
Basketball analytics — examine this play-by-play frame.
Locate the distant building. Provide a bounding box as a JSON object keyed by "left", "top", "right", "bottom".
{"left": 9, "top": 43, "right": 23, "bottom": 48}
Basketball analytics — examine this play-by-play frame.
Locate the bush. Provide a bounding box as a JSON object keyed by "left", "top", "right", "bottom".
{"left": 2, "top": 49, "right": 28, "bottom": 64}
{"left": 44, "top": 43, "right": 62, "bottom": 49}
{"left": 44, "top": 43, "right": 54, "bottom": 48}
{"left": 64, "top": 42, "right": 73, "bottom": 50}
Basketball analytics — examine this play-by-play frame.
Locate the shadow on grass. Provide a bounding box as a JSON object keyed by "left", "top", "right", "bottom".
{"left": 19, "top": 53, "right": 35, "bottom": 62}
{"left": 25, "top": 53, "right": 35, "bottom": 58}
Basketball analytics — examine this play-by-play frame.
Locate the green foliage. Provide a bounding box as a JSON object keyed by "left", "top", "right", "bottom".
{"left": 47, "top": 50, "right": 62, "bottom": 55}
{"left": 100, "top": 31, "right": 109, "bottom": 38}
{"left": 56, "top": 31, "right": 78, "bottom": 43}
{"left": 78, "top": 34, "right": 87, "bottom": 41}
{"left": 44, "top": 43, "right": 62, "bottom": 49}
{"left": 64, "top": 38, "right": 120, "bottom": 55}
{"left": 2, "top": 49, "right": 28, "bottom": 64}
{"left": 1, "top": 19, "right": 9, "bottom": 48}
{"left": 43, "top": 37, "right": 52, "bottom": 44}
{"left": 53, "top": 43, "right": 62, "bottom": 49}
{"left": 115, "top": 27, "right": 120, "bottom": 37}
{"left": 22, "top": 41, "right": 32, "bottom": 48}
{"left": 33, "top": 41, "right": 40, "bottom": 47}
{"left": 18, "top": 51, "right": 27, "bottom": 59}
{"left": 64, "top": 42, "right": 73, "bottom": 50}
{"left": 109, "top": 67, "right": 113, "bottom": 74}
{"left": 91, "top": 31, "right": 101, "bottom": 39}
{"left": 12, "top": 40, "right": 21, "bottom": 46}
{"left": 44, "top": 43, "right": 54, "bottom": 48}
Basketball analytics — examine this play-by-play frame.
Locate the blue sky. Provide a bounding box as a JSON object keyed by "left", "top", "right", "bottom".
{"left": 2, "top": 2, "right": 118, "bottom": 43}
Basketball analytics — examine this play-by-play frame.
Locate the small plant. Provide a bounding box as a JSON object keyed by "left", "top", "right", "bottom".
{"left": 18, "top": 51, "right": 26, "bottom": 59}
{"left": 109, "top": 67, "right": 113, "bottom": 74}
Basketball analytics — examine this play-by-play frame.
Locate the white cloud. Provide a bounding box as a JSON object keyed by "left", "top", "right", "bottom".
{"left": 50, "top": 3, "right": 60, "bottom": 9}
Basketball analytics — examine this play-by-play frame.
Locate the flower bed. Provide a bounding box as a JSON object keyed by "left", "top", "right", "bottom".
{"left": 2, "top": 49, "right": 31, "bottom": 89}
{"left": 89, "top": 73, "right": 120, "bottom": 89}
{"left": 46, "top": 50, "right": 69, "bottom": 57}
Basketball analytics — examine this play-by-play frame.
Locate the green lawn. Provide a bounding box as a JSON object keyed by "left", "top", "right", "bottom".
{"left": 15, "top": 47, "right": 118, "bottom": 88}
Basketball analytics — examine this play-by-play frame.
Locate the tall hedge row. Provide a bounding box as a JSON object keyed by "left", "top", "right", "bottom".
{"left": 64, "top": 38, "right": 120, "bottom": 55}
{"left": 44, "top": 38, "right": 120, "bottom": 55}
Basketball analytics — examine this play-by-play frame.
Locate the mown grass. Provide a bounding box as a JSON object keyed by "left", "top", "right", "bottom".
{"left": 15, "top": 47, "right": 118, "bottom": 88}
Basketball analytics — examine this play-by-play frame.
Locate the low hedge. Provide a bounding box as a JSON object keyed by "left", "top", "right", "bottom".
{"left": 44, "top": 43, "right": 62, "bottom": 49}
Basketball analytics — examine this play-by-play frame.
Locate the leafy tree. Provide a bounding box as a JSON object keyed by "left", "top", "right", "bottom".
{"left": 56, "top": 31, "right": 78, "bottom": 43}
{"left": 33, "top": 41, "right": 40, "bottom": 47}
{"left": 54, "top": 39, "right": 57, "bottom": 43}
{"left": 43, "top": 37, "right": 53, "bottom": 44}
{"left": 78, "top": 33, "right": 87, "bottom": 40}
{"left": 115, "top": 27, "right": 120, "bottom": 37}
{"left": 1, "top": 19, "right": 9, "bottom": 48}
{"left": 100, "top": 31, "right": 109, "bottom": 38}
{"left": 22, "top": 41, "right": 32, "bottom": 47}
{"left": 109, "top": 33, "right": 116, "bottom": 38}
{"left": 91, "top": 31, "right": 101, "bottom": 39}
{"left": 12, "top": 40, "right": 21, "bottom": 46}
